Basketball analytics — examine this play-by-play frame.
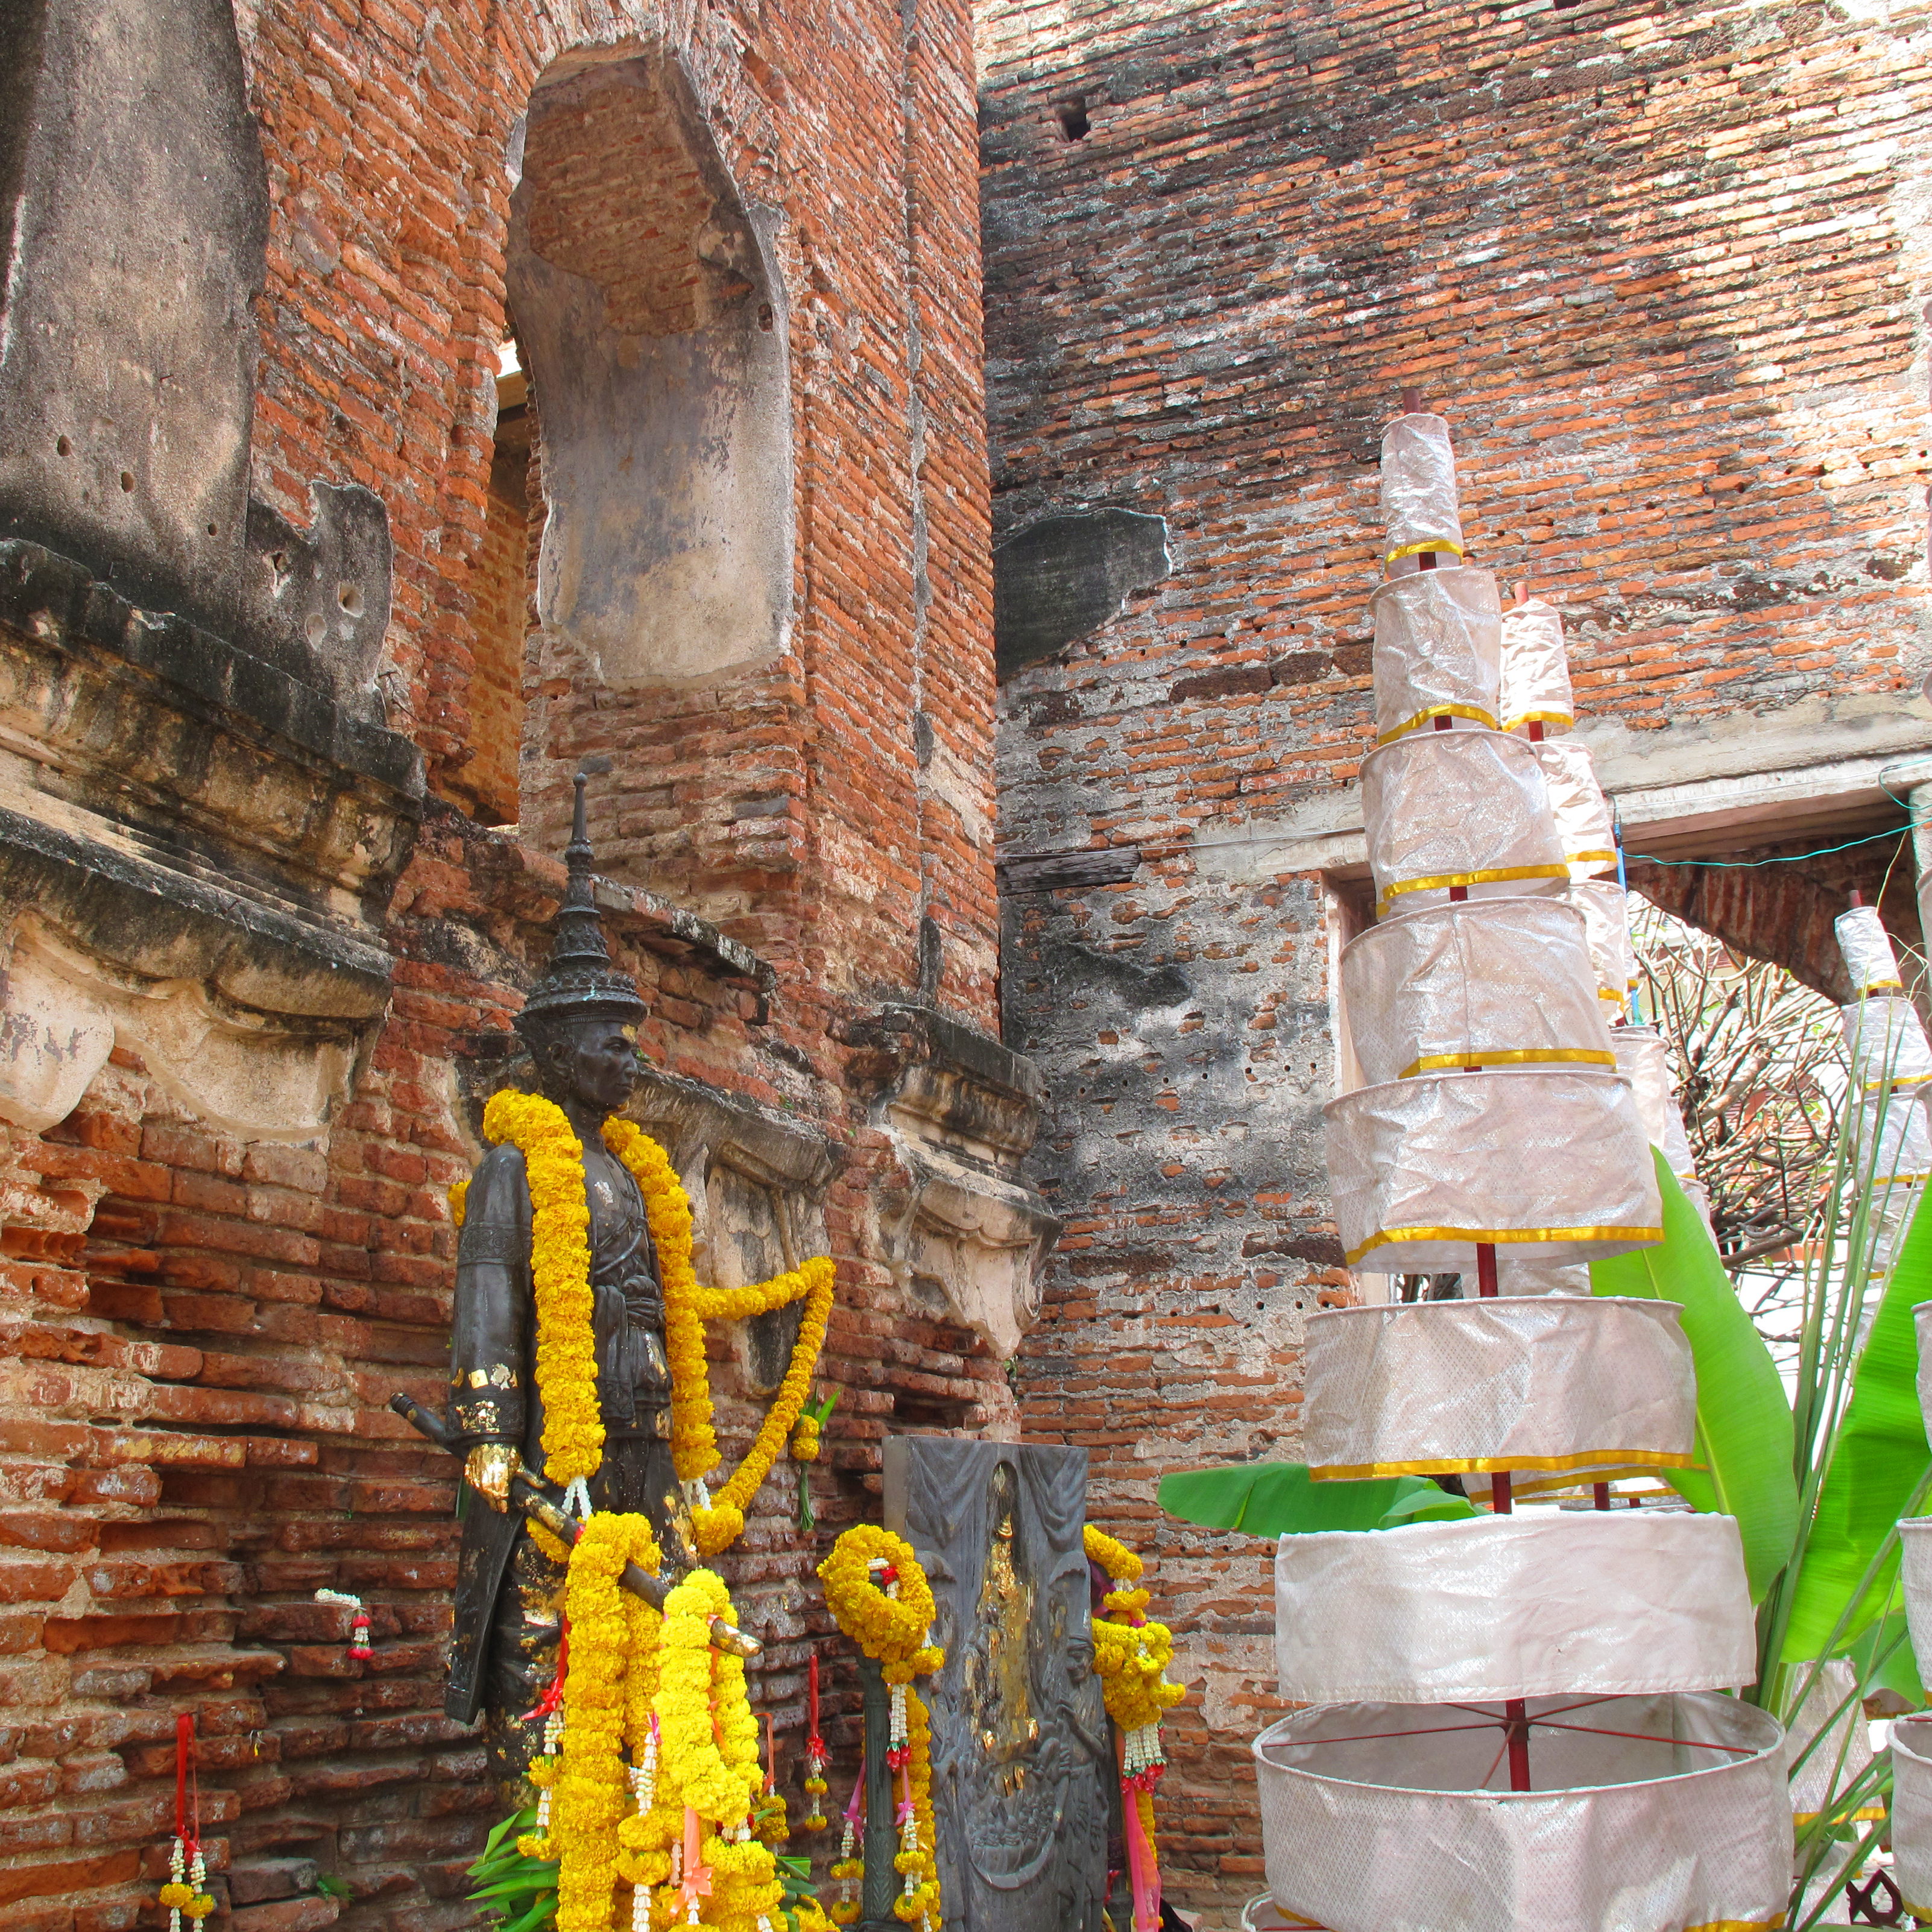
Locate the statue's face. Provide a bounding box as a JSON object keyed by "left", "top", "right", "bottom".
{"left": 548, "top": 1016, "right": 639, "bottom": 1114}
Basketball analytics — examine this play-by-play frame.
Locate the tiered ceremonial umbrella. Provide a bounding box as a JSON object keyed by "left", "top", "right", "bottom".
{"left": 1846, "top": 913, "right": 1932, "bottom": 1917}
{"left": 1251, "top": 408, "right": 1791, "bottom": 1932}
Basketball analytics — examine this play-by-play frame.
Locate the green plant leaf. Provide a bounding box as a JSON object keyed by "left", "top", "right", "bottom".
{"left": 496, "top": 1893, "right": 558, "bottom": 1932}
{"left": 1375, "top": 1485, "right": 1483, "bottom": 1525}
{"left": 1157, "top": 1460, "right": 1476, "bottom": 1535}
{"left": 1589, "top": 1151, "right": 1799, "bottom": 1600}
{"left": 1780, "top": 1189, "right": 1932, "bottom": 1662}
{"left": 1845, "top": 1609, "right": 1926, "bottom": 1705}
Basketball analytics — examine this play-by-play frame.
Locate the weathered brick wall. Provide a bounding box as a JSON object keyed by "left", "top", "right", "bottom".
{"left": 462, "top": 442, "right": 529, "bottom": 830}
{"left": 235, "top": 0, "right": 1001, "bottom": 1028}
{"left": 978, "top": 0, "right": 1932, "bottom": 1913}
{"left": 2, "top": 2, "right": 1014, "bottom": 1930}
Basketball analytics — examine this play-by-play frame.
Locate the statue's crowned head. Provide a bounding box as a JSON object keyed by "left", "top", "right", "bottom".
{"left": 515, "top": 766, "right": 646, "bottom": 1113}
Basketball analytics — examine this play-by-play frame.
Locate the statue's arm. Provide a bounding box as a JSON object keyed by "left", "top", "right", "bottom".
{"left": 449, "top": 1143, "right": 532, "bottom": 1449}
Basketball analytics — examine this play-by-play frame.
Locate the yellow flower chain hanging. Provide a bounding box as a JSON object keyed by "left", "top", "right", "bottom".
{"left": 1084, "top": 1524, "right": 1187, "bottom": 1932}
{"left": 530, "top": 1513, "right": 664, "bottom": 1928}
{"left": 818, "top": 1527, "right": 944, "bottom": 1930}
{"left": 531, "top": 1513, "right": 795, "bottom": 1932}
{"left": 458, "top": 1092, "right": 836, "bottom": 1558}
{"left": 484, "top": 1091, "right": 604, "bottom": 1489}
{"left": 602, "top": 1117, "right": 836, "bottom": 1557}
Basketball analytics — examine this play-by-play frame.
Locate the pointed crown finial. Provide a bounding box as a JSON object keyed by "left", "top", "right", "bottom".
{"left": 513, "top": 759, "right": 643, "bottom": 1040}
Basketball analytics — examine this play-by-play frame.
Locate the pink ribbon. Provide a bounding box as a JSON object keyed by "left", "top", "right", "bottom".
{"left": 677, "top": 1805, "right": 712, "bottom": 1910}
{"left": 1123, "top": 1784, "right": 1159, "bottom": 1932}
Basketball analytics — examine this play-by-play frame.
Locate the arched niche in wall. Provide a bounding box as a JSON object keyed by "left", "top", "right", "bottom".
{"left": 507, "top": 49, "right": 792, "bottom": 692}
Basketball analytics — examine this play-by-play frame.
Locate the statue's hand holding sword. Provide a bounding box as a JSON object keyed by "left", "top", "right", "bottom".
{"left": 387, "top": 1392, "right": 760, "bottom": 1659}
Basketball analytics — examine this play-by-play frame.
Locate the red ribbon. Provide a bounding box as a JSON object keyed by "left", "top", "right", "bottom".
{"left": 807, "top": 1652, "right": 826, "bottom": 1765}
{"left": 174, "top": 1712, "right": 198, "bottom": 1852}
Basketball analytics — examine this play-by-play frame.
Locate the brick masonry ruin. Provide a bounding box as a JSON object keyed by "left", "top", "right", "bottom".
{"left": 0, "top": 2, "right": 1053, "bottom": 1929}
{"left": 979, "top": 0, "right": 1932, "bottom": 1912}
{"left": 2, "top": 0, "right": 1932, "bottom": 1925}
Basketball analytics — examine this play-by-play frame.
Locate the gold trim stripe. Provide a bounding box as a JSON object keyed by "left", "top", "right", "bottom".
{"left": 1399, "top": 1047, "right": 1618, "bottom": 1078}
{"left": 1345, "top": 1223, "right": 1664, "bottom": 1265}
{"left": 1375, "top": 703, "right": 1498, "bottom": 747}
{"left": 1386, "top": 538, "right": 1465, "bottom": 563}
{"left": 1792, "top": 1807, "right": 1885, "bottom": 1825}
{"left": 1568, "top": 848, "right": 1618, "bottom": 865}
{"left": 1378, "top": 863, "right": 1570, "bottom": 908}
{"left": 1858, "top": 978, "right": 1905, "bottom": 993}
{"left": 1863, "top": 1072, "right": 1932, "bottom": 1091}
{"left": 1309, "top": 1448, "right": 1698, "bottom": 1483}
{"left": 1502, "top": 709, "right": 1574, "bottom": 733}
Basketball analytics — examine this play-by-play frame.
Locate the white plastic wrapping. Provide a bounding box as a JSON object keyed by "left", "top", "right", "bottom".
{"left": 1496, "top": 1253, "right": 1594, "bottom": 1296}
{"left": 1681, "top": 1174, "right": 1718, "bottom": 1236}
{"left": 1851, "top": 1085, "right": 1932, "bottom": 1188}
{"left": 1836, "top": 905, "right": 1904, "bottom": 995}
{"left": 1842, "top": 994, "right": 1932, "bottom": 1093}
{"left": 1255, "top": 1692, "right": 1790, "bottom": 1932}
{"left": 1916, "top": 1303, "right": 1932, "bottom": 1424}
{"left": 1570, "top": 877, "right": 1638, "bottom": 1017}
{"left": 1898, "top": 1515, "right": 1932, "bottom": 1687}
{"left": 1781, "top": 1659, "right": 1875, "bottom": 1825}
{"left": 1360, "top": 730, "right": 1567, "bottom": 916}
{"left": 1370, "top": 569, "right": 1500, "bottom": 742}
{"left": 1380, "top": 414, "right": 1463, "bottom": 571}
{"left": 1340, "top": 897, "right": 1612, "bottom": 1087}
{"left": 1498, "top": 596, "right": 1575, "bottom": 734}
{"left": 1324, "top": 1065, "right": 1663, "bottom": 1273}
{"left": 1274, "top": 1511, "right": 1756, "bottom": 1704}
{"left": 1529, "top": 736, "right": 1617, "bottom": 879}
{"left": 1301, "top": 1298, "right": 1695, "bottom": 1482}
{"left": 1892, "top": 1713, "right": 1932, "bottom": 1919}
{"left": 1612, "top": 1025, "right": 1697, "bottom": 1180}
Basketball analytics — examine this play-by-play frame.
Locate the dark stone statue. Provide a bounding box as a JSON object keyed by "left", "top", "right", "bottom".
{"left": 883, "top": 1438, "right": 1110, "bottom": 1932}
{"left": 444, "top": 774, "right": 698, "bottom": 1793}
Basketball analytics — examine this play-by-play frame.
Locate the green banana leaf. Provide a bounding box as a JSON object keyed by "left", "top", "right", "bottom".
{"left": 1590, "top": 1151, "right": 1799, "bottom": 1600}
{"left": 1157, "top": 1460, "right": 1477, "bottom": 1536}
{"left": 1845, "top": 1609, "right": 1926, "bottom": 1705}
{"left": 1779, "top": 1188, "right": 1932, "bottom": 1662}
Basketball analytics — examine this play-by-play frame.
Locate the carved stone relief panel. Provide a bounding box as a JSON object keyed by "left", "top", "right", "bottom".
{"left": 884, "top": 1436, "right": 1108, "bottom": 1932}
{"left": 0, "top": 913, "right": 358, "bottom": 1138}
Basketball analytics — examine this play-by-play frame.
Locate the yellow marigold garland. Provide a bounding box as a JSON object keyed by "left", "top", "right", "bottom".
{"left": 481, "top": 1091, "right": 604, "bottom": 1488}
{"left": 531, "top": 1519, "right": 790, "bottom": 1932}
{"left": 818, "top": 1527, "right": 944, "bottom": 1687}
{"left": 602, "top": 1117, "right": 835, "bottom": 1558}
{"left": 818, "top": 1527, "right": 944, "bottom": 1932}
{"left": 1085, "top": 1524, "right": 1186, "bottom": 1931}
{"left": 540, "top": 1514, "right": 664, "bottom": 1930}
{"left": 458, "top": 1094, "right": 836, "bottom": 1558}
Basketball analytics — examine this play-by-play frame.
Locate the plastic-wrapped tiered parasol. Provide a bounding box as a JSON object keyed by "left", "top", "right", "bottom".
{"left": 1248, "top": 406, "right": 1792, "bottom": 1932}
{"left": 1844, "top": 911, "right": 1932, "bottom": 1917}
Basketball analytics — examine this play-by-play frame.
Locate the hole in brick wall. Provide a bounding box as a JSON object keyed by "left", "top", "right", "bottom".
{"left": 504, "top": 45, "right": 794, "bottom": 728}
{"left": 1052, "top": 95, "right": 1090, "bottom": 140}
{"left": 892, "top": 1385, "right": 976, "bottom": 1432}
